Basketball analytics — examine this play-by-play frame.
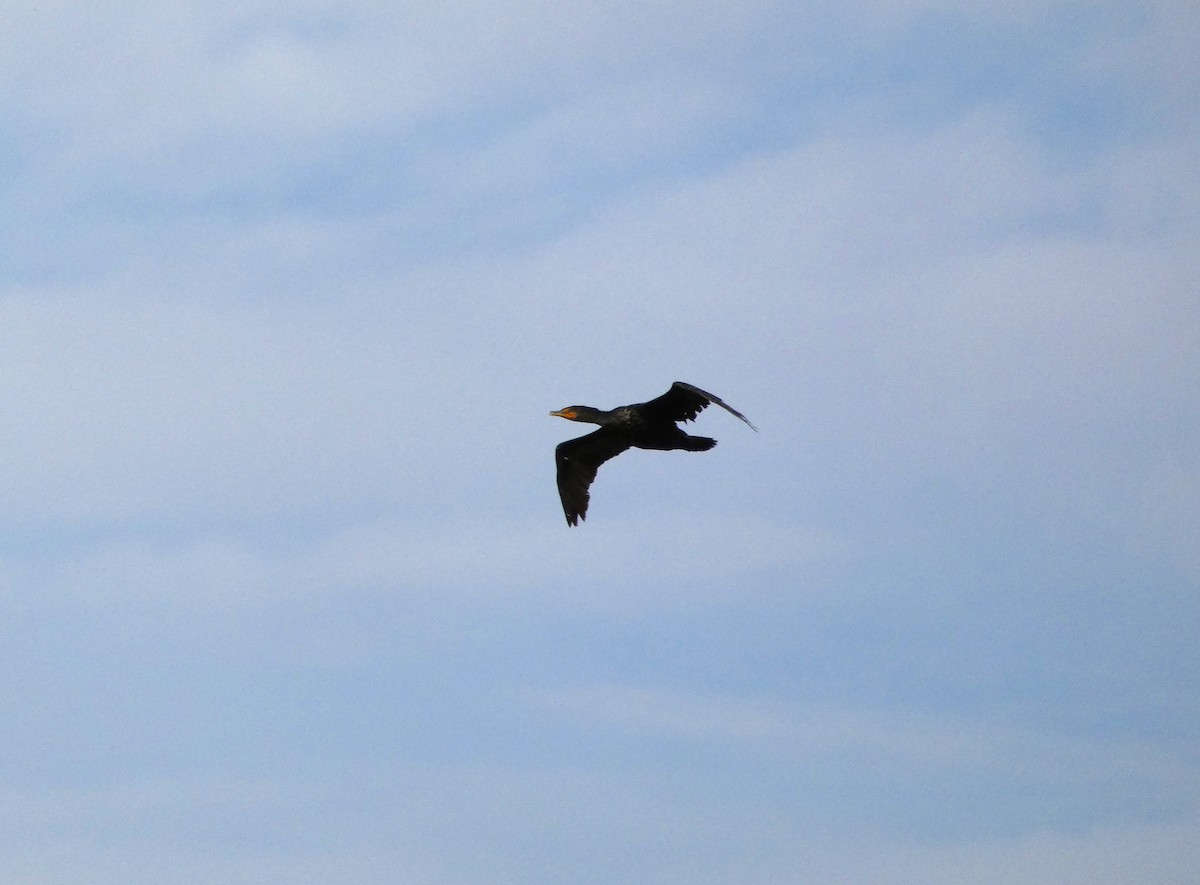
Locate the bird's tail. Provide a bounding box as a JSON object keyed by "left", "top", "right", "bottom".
{"left": 682, "top": 436, "right": 716, "bottom": 452}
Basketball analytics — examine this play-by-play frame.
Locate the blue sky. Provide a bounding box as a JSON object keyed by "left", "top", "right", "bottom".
{"left": 2, "top": 1, "right": 1198, "bottom": 881}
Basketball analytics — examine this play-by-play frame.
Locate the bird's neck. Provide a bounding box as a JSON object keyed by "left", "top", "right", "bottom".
{"left": 579, "top": 406, "right": 619, "bottom": 426}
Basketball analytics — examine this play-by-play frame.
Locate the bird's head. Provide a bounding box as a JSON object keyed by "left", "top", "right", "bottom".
{"left": 549, "top": 405, "right": 606, "bottom": 424}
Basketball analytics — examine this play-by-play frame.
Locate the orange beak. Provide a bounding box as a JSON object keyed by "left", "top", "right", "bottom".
{"left": 549, "top": 408, "right": 577, "bottom": 420}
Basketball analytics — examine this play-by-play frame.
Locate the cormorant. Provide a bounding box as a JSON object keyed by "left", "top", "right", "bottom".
{"left": 549, "top": 381, "right": 756, "bottom": 526}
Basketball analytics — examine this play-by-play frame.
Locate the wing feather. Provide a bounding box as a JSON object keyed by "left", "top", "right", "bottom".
{"left": 640, "top": 381, "right": 758, "bottom": 431}
{"left": 555, "top": 428, "right": 631, "bottom": 526}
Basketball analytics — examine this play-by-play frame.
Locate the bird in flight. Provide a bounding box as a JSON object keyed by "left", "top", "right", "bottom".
{"left": 549, "top": 381, "right": 756, "bottom": 526}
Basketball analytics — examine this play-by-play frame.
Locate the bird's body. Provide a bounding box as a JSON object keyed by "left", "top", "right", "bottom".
{"left": 549, "top": 381, "right": 756, "bottom": 526}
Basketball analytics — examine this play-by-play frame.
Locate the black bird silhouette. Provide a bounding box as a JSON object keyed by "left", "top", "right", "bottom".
{"left": 549, "top": 381, "right": 756, "bottom": 526}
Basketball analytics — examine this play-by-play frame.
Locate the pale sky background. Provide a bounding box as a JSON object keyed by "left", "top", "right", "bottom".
{"left": 2, "top": 1, "right": 1199, "bottom": 882}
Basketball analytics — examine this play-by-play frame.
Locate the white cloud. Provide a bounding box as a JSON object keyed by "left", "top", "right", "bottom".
{"left": 5, "top": 83, "right": 1196, "bottom": 550}
{"left": 522, "top": 683, "right": 1200, "bottom": 795}
{"left": 3, "top": 744, "right": 1194, "bottom": 885}
{"left": 4, "top": 510, "right": 836, "bottom": 620}
{"left": 1105, "top": 454, "right": 1200, "bottom": 581}
{"left": 0, "top": 295, "right": 443, "bottom": 523}
{"left": 829, "top": 819, "right": 1200, "bottom": 885}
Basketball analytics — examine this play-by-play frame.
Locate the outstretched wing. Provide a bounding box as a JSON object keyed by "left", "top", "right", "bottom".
{"left": 555, "top": 428, "right": 631, "bottom": 526}
{"left": 640, "top": 381, "right": 758, "bottom": 431}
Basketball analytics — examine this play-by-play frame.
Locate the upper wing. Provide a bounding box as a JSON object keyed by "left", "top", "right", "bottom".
{"left": 640, "top": 381, "right": 758, "bottom": 431}
{"left": 555, "top": 428, "right": 631, "bottom": 526}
